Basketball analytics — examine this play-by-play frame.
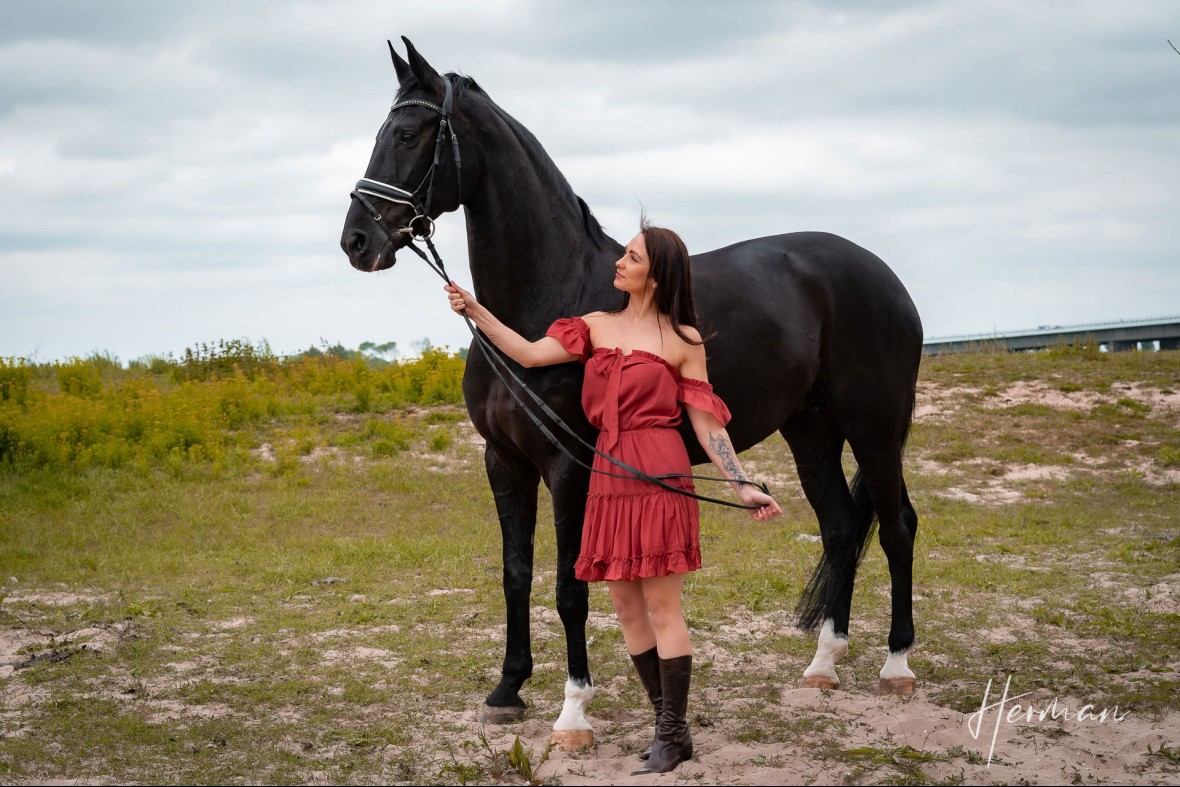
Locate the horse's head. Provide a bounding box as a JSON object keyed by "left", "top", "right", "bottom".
{"left": 340, "top": 38, "right": 476, "bottom": 272}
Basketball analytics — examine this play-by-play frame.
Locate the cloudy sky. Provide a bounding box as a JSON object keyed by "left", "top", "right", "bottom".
{"left": 2, "top": 1, "right": 1178, "bottom": 362}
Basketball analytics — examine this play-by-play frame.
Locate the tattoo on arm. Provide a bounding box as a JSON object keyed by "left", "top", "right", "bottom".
{"left": 708, "top": 431, "right": 748, "bottom": 485}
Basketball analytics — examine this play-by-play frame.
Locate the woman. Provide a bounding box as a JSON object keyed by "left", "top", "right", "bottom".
{"left": 445, "top": 218, "right": 782, "bottom": 773}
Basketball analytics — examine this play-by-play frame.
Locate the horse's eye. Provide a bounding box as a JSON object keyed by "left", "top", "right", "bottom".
{"left": 398, "top": 131, "right": 416, "bottom": 144}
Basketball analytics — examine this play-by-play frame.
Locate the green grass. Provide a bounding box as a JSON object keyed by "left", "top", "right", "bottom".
{"left": 1, "top": 348, "right": 1178, "bottom": 783}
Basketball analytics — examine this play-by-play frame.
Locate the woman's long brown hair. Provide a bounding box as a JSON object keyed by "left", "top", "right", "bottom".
{"left": 614, "top": 214, "right": 707, "bottom": 346}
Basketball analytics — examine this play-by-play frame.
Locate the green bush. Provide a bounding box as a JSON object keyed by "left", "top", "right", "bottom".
{"left": 175, "top": 339, "right": 278, "bottom": 383}
{"left": 0, "top": 343, "right": 467, "bottom": 474}
{"left": 1045, "top": 337, "right": 1104, "bottom": 361}
{"left": 0, "top": 358, "right": 31, "bottom": 405}
{"left": 55, "top": 358, "right": 104, "bottom": 397}
{"left": 429, "top": 429, "right": 453, "bottom": 451}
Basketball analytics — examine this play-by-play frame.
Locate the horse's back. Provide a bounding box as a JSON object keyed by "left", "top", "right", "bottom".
{"left": 688, "top": 232, "right": 922, "bottom": 453}
{"left": 695, "top": 232, "right": 920, "bottom": 335}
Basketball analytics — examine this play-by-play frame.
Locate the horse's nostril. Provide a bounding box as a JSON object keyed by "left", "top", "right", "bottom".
{"left": 346, "top": 231, "right": 368, "bottom": 256}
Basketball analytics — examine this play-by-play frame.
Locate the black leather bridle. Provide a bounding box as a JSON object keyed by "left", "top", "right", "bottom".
{"left": 347, "top": 77, "right": 770, "bottom": 510}
{"left": 349, "top": 76, "right": 461, "bottom": 243}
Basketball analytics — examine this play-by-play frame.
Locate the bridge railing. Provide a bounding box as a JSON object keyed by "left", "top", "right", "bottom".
{"left": 923, "top": 316, "right": 1180, "bottom": 355}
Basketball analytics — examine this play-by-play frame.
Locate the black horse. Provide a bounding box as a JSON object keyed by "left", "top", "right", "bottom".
{"left": 341, "top": 39, "right": 923, "bottom": 746}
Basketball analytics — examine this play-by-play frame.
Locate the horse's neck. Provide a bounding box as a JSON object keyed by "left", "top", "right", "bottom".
{"left": 463, "top": 121, "right": 618, "bottom": 334}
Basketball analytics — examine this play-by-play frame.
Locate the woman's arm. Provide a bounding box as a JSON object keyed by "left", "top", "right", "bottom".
{"left": 680, "top": 341, "right": 783, "bottom": 522}
{"left": 685, "top": 405, "right": 782, "bottom": 521}
{"left": 445, "top": 281, "right": 580, "bottom": 367}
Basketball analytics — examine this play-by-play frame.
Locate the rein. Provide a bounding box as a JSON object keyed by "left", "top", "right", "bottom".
{"left": 349, "top": 78, "right": 770, "bottom": 511}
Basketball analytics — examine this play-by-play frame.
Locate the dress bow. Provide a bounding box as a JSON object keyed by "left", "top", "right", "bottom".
{"left": 588, "top": 349, "right": 627, "bottom": 451}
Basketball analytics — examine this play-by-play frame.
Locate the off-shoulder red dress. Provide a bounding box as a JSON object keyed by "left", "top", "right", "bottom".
{"left": 545, "top": 316, "right": 732, "bottom": 582}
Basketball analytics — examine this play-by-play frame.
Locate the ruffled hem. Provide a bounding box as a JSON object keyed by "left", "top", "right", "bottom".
{"left": 544, "top": 316, "right": 591, "bottom": 363}
{"left": 677, "top": 377, "right": 732, "bottom": 425}
{"left": 576, "top": 480, "right": 701, "bottom": 582}
{"left": 575, "top": 547, "right": 702, "bottom": 582}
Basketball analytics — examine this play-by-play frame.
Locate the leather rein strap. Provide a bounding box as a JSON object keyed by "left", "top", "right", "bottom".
{"left": 348, "top": 78, "right": 769, "bottom": 510}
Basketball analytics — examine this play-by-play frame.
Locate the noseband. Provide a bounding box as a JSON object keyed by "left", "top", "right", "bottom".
{"left": 350, "top": 76, "right": 462, "bottom": 241}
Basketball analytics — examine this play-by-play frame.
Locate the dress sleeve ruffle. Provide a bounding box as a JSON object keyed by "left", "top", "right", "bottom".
{"left": 544, "top": 316, "right": 591, "bottom": 363}
{"left": 678, "top": 377, "right": 732, "bottom": 426}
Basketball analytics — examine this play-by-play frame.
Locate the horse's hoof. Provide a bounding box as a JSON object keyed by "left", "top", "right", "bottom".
{"left": 550, "top": 728, "right": 593, "bottom": 751}
{"left": 479, "top": 703, "right": 526, "bottom": 724}
{"left": 802, "top": 675, "right": 839, "bottom": 690}
{"left": 878, "top": 676, "right": 915, "bottom": 696}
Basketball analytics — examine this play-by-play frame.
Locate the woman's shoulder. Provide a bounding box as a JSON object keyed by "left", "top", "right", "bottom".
{"left": 668, "top": 323, "right": 704, "bottom": 354}
{"left": 669, "top": 323, "right": 706, "bottom": 372}
{"left": 580, "top": 311, "right": 614, "bottom": 336}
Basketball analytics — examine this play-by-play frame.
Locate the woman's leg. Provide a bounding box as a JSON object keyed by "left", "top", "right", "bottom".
{"left": 640, "top": 573, "right": 690, "bottom": 658}
{"left": 606, "top": 579, "right": 656, "bottom": 655}
{"left": 609, "top": 579, "right": 664, "bottom": 754}
{"left": 636, "top": 573, "right": 694, "bottom": 773}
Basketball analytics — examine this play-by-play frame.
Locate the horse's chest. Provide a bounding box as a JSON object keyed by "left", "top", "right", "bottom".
{"left": 465, "top": 366, "right": 587, "bottom": 453}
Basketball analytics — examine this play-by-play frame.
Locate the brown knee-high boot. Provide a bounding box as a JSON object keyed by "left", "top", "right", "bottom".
{"left": 639, "top": 655, "right": 693, "bottom": 773}
{"left": 629, "top": 647, "right": 662, "bottom": 759}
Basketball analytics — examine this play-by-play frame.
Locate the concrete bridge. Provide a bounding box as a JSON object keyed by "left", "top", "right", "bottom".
{"left": 923, "top": 316, "right": 1180, "bottom": 355}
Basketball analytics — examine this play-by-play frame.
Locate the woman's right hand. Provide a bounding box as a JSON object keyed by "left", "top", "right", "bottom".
{"left": 739, "top": 486, "right": 783, "bottom": 523}
{"left": 445, "top": 280, "right": 478, "bottom": 316}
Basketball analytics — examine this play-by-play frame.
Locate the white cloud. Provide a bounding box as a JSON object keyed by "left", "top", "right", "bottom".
{"left": 1, "top": 0, "right": 1178, "bottom": 360}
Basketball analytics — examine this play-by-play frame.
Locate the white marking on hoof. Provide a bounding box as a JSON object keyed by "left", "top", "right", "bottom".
{"left": 878, "top": 648, "right": 916, "bottom": 696}
{"left": 802, "top": 619, "right": 848, "bottom": 689}
{"left": 550, "top": 678, "right": 594, "bottom": 750}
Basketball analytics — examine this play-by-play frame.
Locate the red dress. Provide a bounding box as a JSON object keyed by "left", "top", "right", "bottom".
{"left": 545, "top": 316, "right": 733, "bottom": 582}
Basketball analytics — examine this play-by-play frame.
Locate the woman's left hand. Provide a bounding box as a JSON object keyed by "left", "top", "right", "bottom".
{"left": 739, "top": 486, "right": 783, "bottom": 522}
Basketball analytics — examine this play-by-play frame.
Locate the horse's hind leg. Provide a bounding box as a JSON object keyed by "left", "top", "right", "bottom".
{"left": 782, "top": 408, "right": 860, "bottom": 689}
{"left": 850, "top": 445, "right": 917, "bottom": 696}
{"left": 877, "top": 477, "right": 919, "bottom": 694}
{"left": 480, "top": 446, "right": 540, "bottom": 722}
{"left": 547, "top": 461, "right": 595, "bottom": 750}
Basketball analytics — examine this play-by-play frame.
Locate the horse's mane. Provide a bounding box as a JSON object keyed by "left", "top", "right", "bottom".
{"left": 445, "top": 73, "right": 481, "bottom": 100}
{"left": 396, "top": 73, "right": 612, "bottom": 250}
{"left": 575, "top": 197, "right": 610, "bottom": 250}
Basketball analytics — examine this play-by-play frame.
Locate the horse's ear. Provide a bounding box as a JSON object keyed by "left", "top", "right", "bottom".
{"left": 401, "top": 36, "right": 443, "bottom": 96}
{"left": 388, "top": 39, "right": 414, "bottom": 87}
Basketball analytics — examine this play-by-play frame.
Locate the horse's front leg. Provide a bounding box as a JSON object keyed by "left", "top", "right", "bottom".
{"left": 547, "top": 460, "right": 594, "bottom": 749}
{"left": 479, "top": 447, "right": 540, "bottom": 723}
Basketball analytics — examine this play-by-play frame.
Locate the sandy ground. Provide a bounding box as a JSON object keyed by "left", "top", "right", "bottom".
{"left": 3, "top": 380, "right": 1178, "bottom": 784}
{"left": 3, "top": 592, "right": 1177, "bottom": 785}
{"left": 461, "top": 685, "right": 1179, "bottom": 785}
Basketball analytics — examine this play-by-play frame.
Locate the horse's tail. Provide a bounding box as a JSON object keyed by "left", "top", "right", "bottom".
{"left": 794, "top": 468, "right": 878, "bottom": 631}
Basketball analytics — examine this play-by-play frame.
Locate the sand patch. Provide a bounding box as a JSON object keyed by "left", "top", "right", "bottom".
{"left": 319, "top": 645, "right": 402, "bottom": 670}
{"left": 940, "top": 482, "right": 1025, "bottom": 506}
{"left": 914, "top": 383, "right": 983, "bottom": 421}
{"left": 983, "top": 380, "right": 1108, "bottom": 412}
{"left": 1, "top": 589, "right": 114, "bottom": 607}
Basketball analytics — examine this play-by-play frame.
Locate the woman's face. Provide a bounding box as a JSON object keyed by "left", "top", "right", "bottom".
{"left": 613, "top": 232, "right": 653, "bottom": 296}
